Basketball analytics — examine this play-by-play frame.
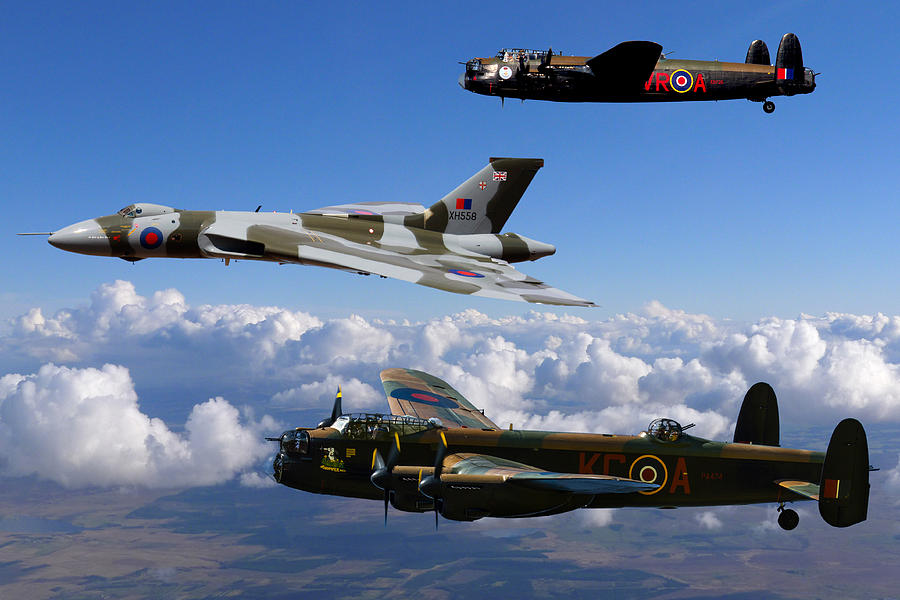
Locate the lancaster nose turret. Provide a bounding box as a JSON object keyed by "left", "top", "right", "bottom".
{"left": 48, "top": 219, "right": 109, "bottom": 256}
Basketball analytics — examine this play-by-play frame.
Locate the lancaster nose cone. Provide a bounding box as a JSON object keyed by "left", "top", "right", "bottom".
{"left": 48, "top": 219, "right": 110, "bottom": 256}
{"left": 458, "top": 73, "right": 466, "bottom": 89}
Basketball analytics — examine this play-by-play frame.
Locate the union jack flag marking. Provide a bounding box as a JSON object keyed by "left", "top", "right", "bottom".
{"left": 478, "top": 181, "right": 487, "bottom": 190}
{"left": 493, "top": 171, "right": 507, "bottom": 181}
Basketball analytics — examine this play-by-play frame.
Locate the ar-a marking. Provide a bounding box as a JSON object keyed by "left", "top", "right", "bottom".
{"left": 579, "top": 451, "right": 690, "bottom": 495}
{"left": 644, "top": 71, "right": 707, "bottom": 93}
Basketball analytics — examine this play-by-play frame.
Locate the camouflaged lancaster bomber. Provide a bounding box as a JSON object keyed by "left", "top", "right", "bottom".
{"left": 29, "top": 158, "right": 594, "bottom": 307}
{"left": 270, "top": 369, "right": 873, "bottom": 530}
{"left": 460, "top": 33, "right": 815, "bottom": 114}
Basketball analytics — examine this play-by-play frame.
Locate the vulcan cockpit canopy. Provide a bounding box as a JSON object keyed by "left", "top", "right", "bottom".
{"left": 116, "top": 203, "right": 176, "bottom": 218}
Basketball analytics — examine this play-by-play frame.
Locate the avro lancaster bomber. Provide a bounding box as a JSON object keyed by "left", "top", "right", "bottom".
{"left": 460, "top": 33, "right": 815, "bottom": 113}
{"left": 270, "top": 369, "right": 872, "bottom": 530}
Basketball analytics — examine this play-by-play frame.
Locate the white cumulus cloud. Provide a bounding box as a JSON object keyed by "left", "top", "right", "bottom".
{"left": 0, "top": 363, "right": 275, "bottom": 488}
{"left": 3, "top": 281, "right": 900, "bottom": 450}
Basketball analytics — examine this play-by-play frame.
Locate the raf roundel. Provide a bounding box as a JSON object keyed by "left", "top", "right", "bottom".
{"left": 670, "top": 69, "right": 694, "bottom": 93}
{"left": 390, "top": 387, "right": 460, "bottom": 409}
{"left": 629, "top": 455, "right": 668, "bottom": 495}
{"left": 448, "top": 269, "right": 484, "bottom": 278}
{"left": 139, "top": 226, "right": 164, "bottom": 249}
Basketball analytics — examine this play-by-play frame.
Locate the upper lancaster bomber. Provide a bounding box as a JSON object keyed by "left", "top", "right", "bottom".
{"left": 24, "top": 158, "right": 594, "bottom": 307}
{"left": 460, "top": 33, "right": 815, "bottom": 113}
{"left": 270, "top": 370, "right": 874, "bottom": 530}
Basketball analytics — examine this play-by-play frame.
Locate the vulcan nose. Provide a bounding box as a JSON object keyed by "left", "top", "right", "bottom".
{"left": 48, "top": 219, "right": 110, "bottom": 256}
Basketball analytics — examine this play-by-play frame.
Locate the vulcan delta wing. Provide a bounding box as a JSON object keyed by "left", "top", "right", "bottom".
{"left": 24, "top": 158, "right": 594, "bottom": 307}
{"left": 460, "top": 33, "right": 815, "bottom": 113}
{"left": 270, "top": 371, "right": 875, "bottom": 529}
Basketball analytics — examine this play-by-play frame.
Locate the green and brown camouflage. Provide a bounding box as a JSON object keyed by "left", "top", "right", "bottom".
{"left": 460, "top": 34, "right": 815, "bottom": 113}
{"left": 271, "top": 368, "right": 871, "bottom": 529}
{"left": 37, "top": 158, "right": 594, "bottom": 306}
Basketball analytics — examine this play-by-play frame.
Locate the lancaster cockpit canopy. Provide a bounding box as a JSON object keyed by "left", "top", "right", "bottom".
{"left": 332, "top": 413, "right": 440, "bottom": 441}
{"left": 496, "top": 48, "right": 553, "bottom": 62}
{"left": 116, "top": 203, "right": 176, "bottom": 219}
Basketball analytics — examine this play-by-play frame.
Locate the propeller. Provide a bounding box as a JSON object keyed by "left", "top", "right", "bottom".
{"left": 316, "top": 387, "right": 343, "bottom": 428}
{"left": 418, "top": 431, "right": 448, "bottom": 529}
{"left": 370, "top": 432, "right": 401, "bottom": 525}
{"left": 538, "top": 47, "right": 554, "bottom": 73}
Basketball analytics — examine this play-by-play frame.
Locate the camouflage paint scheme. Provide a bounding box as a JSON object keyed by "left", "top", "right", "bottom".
{"left": 42, "top": 158, "right": 594, "bottom": 307}
{"left": 460, "top": 34, "right": 815, "bottom": 113}
{"left": 272, "top": 368, "right": 870, "bottom": 528}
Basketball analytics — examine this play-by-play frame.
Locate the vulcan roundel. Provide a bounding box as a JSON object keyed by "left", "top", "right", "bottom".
{"left": 448, "top": 269, "right": 485, "bottom": 278}
{"left": 140, "top": 227, "right": 164, "bottom": 249}
{"left": 389, "top": 387, "right": 460, "bottom": 409}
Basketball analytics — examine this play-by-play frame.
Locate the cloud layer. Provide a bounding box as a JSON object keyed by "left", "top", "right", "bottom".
{"left": 3, "top": 280, "right": 900, "bottom": 489}
{"left": 0, "top": 363, "right": 275, "bottom": 488}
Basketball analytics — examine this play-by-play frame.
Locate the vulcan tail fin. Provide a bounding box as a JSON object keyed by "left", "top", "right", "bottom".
{"left": 405, "top": 158, "right": 544, "bottom": 235}
{"left": 775, "top": 33, "right": 804, "bottom": 87}
{"left": 819, "top": 418, "right": 870, "bottom": 527}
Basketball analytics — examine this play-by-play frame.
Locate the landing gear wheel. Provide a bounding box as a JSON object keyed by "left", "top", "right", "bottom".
{"left": 777, "top": 507, "right": 799, "bottom": 530}
{"left": 763, "top": 100, "right": 775, "bottom": 114}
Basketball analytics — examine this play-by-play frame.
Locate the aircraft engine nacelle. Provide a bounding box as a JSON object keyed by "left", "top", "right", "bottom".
{"left": 435, "top": 476, "right": 593, "bottom": 521}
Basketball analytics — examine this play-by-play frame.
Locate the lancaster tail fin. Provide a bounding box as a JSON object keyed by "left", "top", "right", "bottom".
{"left": 405, "top": 158, "right": 544, "bottom": 235}
{"left": 819, "top": 418, "right": 870, "bottom": 528}
{"left": 745, "top": 39, "right": 771, "bottom": 65}
{"left": 775, "top": 33, "right": 804, "bottom": 87}
{"left": 733, "top": 382, "right": 780, "bottom": 446}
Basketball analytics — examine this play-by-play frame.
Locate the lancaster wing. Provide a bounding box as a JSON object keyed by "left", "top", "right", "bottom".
{"left": 380, "top": 368, "right": 499, "bottom": 429}
{"left": 585, "top": 41, "right": 663, "bottom": 92}
{"left": 444, "top": 453, "right": 658, "bottom": 494}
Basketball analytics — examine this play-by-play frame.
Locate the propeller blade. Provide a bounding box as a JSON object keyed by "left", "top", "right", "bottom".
{"left": 330, "top": 386, "right": 343, "bottom": 424}
{"left": 433, "top": 431, "right": 447, "bottom": 479}
{"left": 432, "top": 431, "right": 448, "bottom": 529}
{"left": 316, "top": 386, "right": 344, "bottom": 428}
{"left": 539, "top": 47, "right": 552, "bottom": 72}
{"left": 370, "top": 433, "right": 402, "bottom": 526}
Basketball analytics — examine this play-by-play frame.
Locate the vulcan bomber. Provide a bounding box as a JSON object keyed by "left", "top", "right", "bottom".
{"left": 27, "top": 158, "right": 594, "bottom": 307}
{"left": 460, "top": 33, "right": 815, "bottom": 113}
{"left": 271, "top": 369, "right": 874, "bottom": 530}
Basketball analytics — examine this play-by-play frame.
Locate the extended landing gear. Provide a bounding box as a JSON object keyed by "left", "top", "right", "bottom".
{"left": 763, "top": 100, "right": 776, "bottom": 114}
{"left": 777, "top": 505, "right": 799, "bottom": 530}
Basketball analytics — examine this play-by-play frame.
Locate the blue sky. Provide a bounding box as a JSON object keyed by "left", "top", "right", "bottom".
{"left": 3, "top": 1, "right": 899, "bottom": 322}
{"left": 2, "top": 4, "right": 900, "bottom": 595}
